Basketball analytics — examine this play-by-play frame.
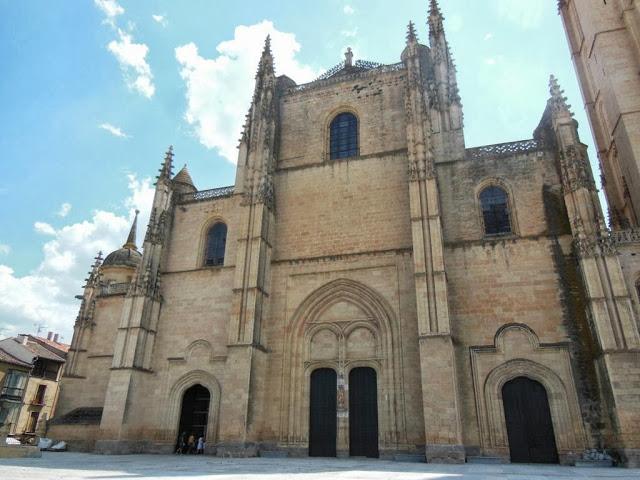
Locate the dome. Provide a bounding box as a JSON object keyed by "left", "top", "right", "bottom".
{"left": 102, "top": 210, "right": 141, "bottom": 269}
{"left": 102, "top": 247, "right": 142, "bottom": 269}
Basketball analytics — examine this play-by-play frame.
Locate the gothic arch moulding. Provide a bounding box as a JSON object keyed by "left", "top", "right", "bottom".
{"left": 279, "top": 278, "right": 406, "bottom": 452}
{"left": 470, "top": 324, "right": 587, "bottom": 459}
{"left": 474, "top": 176, "right": 519, "bottom": 236}
{"left": 197, "top": 215, "right": 229, "bottom": 268}
{"left": 164, "top": 369, "right": 221, "bottom": 444}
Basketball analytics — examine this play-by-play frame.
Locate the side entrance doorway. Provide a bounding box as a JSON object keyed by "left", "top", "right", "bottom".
{"left": 178, "top": 384, "right": 210, "bottom": 445}
{"left": 503, "top": 376, "right": 559, "bottom": 464}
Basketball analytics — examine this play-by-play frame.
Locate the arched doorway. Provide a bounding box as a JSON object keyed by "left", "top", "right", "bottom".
{"left": 349, "top": 367, "right": 379, "bottom": 458}
{"left": 503, "top": 377, "right": 558, "bottom": 463}
{"left": 309, "top": 368, "right": 337, "bottom": 457}
{"left": 177, "top": 384, "right": 210, "bottom": 447}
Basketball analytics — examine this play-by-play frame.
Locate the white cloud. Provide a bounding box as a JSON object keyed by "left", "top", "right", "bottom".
{"left": 94, "top": 0, "right": 124, "bottom": 27}
{"left": 34, "top": 222, "right": 56, "bottom": 236}
{"left": 175, "top": 20, "right": 317, "bottom": 163}
{"left": 484, "top": 57, "right": 497, "bottom": 65}
{"left": 152, "top": 14, "right": 168, "bottom": 27}
{"left": 0, "top": 175, "right": 154, "bottom": 341}
{"left": 57, "top": 204, "right": 72, "bottom": 218}
{"left": 108, "top": 29, "right": 155, "bottom": 98}
{"left": 492, "top": 0, "right": 544, "bottom": 30}
{"left": 341, "top": 27, "right": 358, "bottom": 38}
{"left": 0, "top": 244, "right": 10, "bottom": 255}
{"left": 100, "top": 122, "right": 130, "bottom": 138}
{"left": 343, "top": 5, "right": 355, "bottom": 15}
{"left": 484, "top": 32, "right": 494, "bottom": 41}
{"left": 57, "top": 203, "right": 72, "bottom": 218}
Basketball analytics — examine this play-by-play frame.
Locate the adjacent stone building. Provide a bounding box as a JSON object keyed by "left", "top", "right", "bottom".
{"left": 0, "top": 334, "right": 68, "bottom": 439}
{"left": 50, "top": 2, "right": 640, "bottom": 466}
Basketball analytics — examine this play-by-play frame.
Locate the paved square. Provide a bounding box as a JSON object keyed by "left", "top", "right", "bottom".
{"left": 0, "top": 453, "right": 638, "bottom": 480}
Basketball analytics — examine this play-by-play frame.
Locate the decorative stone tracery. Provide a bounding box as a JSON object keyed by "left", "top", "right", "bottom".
{"left": 279, "top": 278, "right": 405, "bottom": 454}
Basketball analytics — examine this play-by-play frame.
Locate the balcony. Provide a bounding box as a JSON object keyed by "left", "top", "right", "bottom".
{"left": 0, "top": 386, "right": 25, "bottom": 402}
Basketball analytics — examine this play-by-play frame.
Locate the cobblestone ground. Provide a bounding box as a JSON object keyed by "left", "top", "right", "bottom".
{"left": 0, "top": 453, "right": 638, "bottom": 480}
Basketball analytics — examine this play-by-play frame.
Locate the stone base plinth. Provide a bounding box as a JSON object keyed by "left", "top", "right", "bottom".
{"left": 0, "top": 445, "right": 42, "bottom": 458}
{"left": 425, "top": 444, "right": 465, "bottom": 464}
{"left": 216, "top": 442, "right": 258, "bottom": 458}
{"left": 620, "top": 448, "right": 640, "bottom": 468}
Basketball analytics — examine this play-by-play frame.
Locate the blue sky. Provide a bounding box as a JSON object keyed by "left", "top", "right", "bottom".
{"left": 0, "top": 0, "right": 597, "bottom": 341}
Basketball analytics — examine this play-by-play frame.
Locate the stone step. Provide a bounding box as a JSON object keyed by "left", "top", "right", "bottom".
{"left": 466, "top": 456, "right": 506, "bottom": 464}
{"left": 259, "top": 450, "right": 288, "bottom": 458}
{"left": 393, "top": 454, "right": 424, "bottom": 463}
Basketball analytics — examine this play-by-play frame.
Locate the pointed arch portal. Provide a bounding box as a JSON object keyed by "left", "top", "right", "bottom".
{"left": 178, "top": 384, "right": 210, "bottom": 441}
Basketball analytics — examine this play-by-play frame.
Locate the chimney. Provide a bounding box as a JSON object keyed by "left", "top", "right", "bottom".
{"left": 47, "top": 331, "right": 53, "bottom": 341}
{"left": 53, "top": 334, "right": 59, "bottom": 343}
{"left": 21, "top": 335, "right": 28, "bottom": 345}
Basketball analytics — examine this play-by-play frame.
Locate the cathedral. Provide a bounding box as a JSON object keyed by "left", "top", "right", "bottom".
{"left": 50, "top": 1, "right": 640, "bottom": 467}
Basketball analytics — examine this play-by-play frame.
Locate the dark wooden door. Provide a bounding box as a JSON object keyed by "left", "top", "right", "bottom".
{"left": 503, "top": 377, "right": 559, "bottom": 464}
{"left": 178, "top": 384, "right": 210, "bottom": 440}
{"left": 349, "top": 367, "right": 379, "bottom": 458}
{"left": 309, "top": 368, "right": 337, "bottom": 457}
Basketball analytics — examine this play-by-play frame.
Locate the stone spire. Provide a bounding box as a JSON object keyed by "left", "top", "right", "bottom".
{"left": 123, "top": 210, "right": 139, "bottom": 250}
{"left": 428, "top": 0, "right": 444, "bottom": 38}
{"left": 549, "top": 74, "right": 573, "bottom": 116}
{"left": 406, "top": 21, "right": 418, "bottom": 44}
{"left": 256, "top": 35, "right": 274, "bottom": 79}
{"left": 158, "top": 145, "right": 174, "bottom": 181}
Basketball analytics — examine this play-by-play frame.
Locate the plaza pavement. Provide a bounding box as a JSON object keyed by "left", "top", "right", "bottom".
{"left": 0, "top": 452, "right": 638, "bottom": 479}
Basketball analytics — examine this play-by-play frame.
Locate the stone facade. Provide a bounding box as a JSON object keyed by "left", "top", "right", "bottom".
{"left": 559, "top": 0, "right": 640, "bottom": 228}
{"left": 50, "top": 2, "right": 640, "bottom": 467}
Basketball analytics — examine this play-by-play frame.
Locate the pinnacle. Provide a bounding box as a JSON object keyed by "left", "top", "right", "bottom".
{"left": 406, "top": 21, "right": 418, "bottom": 43}
{"left": 263, "top": 34, "right": 272, "bottom": 56}
{"left": 158, "top": 145, "right": 174, "bottom": 180}
{"left": 429, "top": 0, "right": 442, "bottom": 16}
{"left": 123, "top": 210, "right": 139, "bottom": 250}
{"left": 548, "top": 74, "right": 573, "bottom": 115}
{"left": 428, "top": 0, "right": 445, "bottom": 38}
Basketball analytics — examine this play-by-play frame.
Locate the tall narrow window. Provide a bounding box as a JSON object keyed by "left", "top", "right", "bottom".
{"left": 329, "top": 112, "right": 358, "bottom": 159}
{"left": 34, "top": 384, "right": 46, "bottom": 405}
{"left": 205, "top": 223, "right": 227, "bottom": 266}
{"left": 480, "top": 186, "right": 511, "bottom": 235}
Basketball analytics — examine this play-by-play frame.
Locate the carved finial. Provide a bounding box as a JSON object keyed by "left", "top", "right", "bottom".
{"left": 428, "top": 0, "right": 444, "bottom": 36}
{"left": 256, "top": 35, "right": 274, "bottom": 78}
{"left": 407, "top": 21, "right": 418, "bottom": 43}
{"left": 123, "top": 210, "right": 139, "bottom": 250}
{"left": 549, "top": 74, "right": 573, "bottom": 115}
{"left": 158, "top": 145, "right": 174, "bottom": 181}
{"left": 345, "top": 47, "right": 353, "bottom": 67}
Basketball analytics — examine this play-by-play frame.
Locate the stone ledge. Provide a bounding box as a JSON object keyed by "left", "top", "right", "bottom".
{"left": 0, "top": 445, "right": 42, "bottom": 458}
{"left": 425, "top": 444, "right": 465, "bottom": 464}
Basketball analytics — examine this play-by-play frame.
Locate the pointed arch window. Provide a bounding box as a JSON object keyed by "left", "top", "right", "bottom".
{"left": 480, "top": 186, "right": 511, "bottom": 235}
{"left": 330, "top": 112, "right": 358, "bottom": 159}
{"left": 205, "top": 223, "right": 227, "bottom": 266}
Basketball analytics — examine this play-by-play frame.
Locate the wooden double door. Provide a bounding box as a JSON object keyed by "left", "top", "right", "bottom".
{"left": 309, "top": 367, "right": 379, "bottom": 458}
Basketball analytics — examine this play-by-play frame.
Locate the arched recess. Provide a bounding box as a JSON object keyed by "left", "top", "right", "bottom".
{"left": 165, "top": 370, "right": 221, "bottom": 444}
{"left": 474, "top": 177, "right": 519, "bottom": 236}
{"left": 279, "top": 278, "right": 404, "bottom": 451}
{"left": 197, "top": 216, "right": 229, "bottom": 268}
{"left": 470, "top": 324, "right": 587, "bottom": 459}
